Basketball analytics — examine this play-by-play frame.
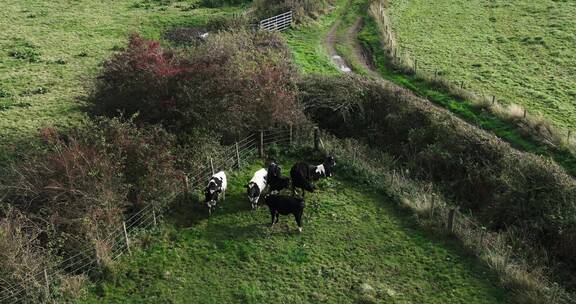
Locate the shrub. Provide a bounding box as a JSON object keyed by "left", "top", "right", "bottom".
{"left": 298, "top": 74, "right": 576, "bottom": 282}
{"left": 253, "top": 0, "right": 335, "bottom": 23}
{"left": 200, "top": 0, "right": 251, "bottom": 8}
{"left": 0, "top": 117, "right": 182, "bottom": 297}
{"left": 0, "top": 207, "right": 56, "bottom": 302}
{"left": 90, "top": 32, "right": 305, "bottom": 141}
{"left": 164, "top": 27, "right": 208, "bottom": 45}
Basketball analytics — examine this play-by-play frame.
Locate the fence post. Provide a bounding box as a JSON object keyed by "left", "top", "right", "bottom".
{"left": 236, "top": 142, "right": 241, "bottom": 168}
{"left": 183, "top": 175, "right": 189, "bottom": 193}
{"left": 460, "top": 81, "right": 464, "bottom": 89}
{"left": 44, "top": 269, "right": 50, "bottom": 299}
{"left": 568, "top": 130, "right": 572, "bottom": 144}
{"left": 289, "top": 124, "right": 293, "bottom": 146}
{"left": 492, "top": 95, "right": 496, "bottom": 105}
{"left": 480, "top": 226, "right": 487, "bottom": 248}
{"left": 259, "top": 131, "right": 264, "bottom": 158}
{"left": 123, "top": 221, "right": 131, "bottom": 256}
{"left": 314, "top": 127, "right": 320, "bottom": 151}
{"left": 447, "top": 208, "right": 457, "bottom": 233}
{"left": 210, "top": 158, "right": 215, "bottom": 175}
{"left": 523, "top": 108, "right": 527, "bottom": 119}
{"left": 430, "top": 194, "right": 436, "bottom": 217}
{"left": 153, "top": 207, "right": 157, "bottom": 226}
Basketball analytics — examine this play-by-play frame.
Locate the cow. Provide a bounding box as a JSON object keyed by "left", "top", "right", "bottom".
{"left": 247, "top": 168, "right": 267, "bottom": 210}
{"left": 267, "top": 161, "right": 290, "bottom": 194}
{"left": 290, "top": 156, "right": 336, "bottom": 198}
{"left": 263, "top": 194, "right": 305, "bottom": 233}
{"left": 204, "top": 171, "right": 227, "bottom": 216}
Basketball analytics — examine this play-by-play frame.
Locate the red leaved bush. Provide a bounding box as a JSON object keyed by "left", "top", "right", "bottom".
{"left": 90, "top": 31, "right": 307, "bottom": 141}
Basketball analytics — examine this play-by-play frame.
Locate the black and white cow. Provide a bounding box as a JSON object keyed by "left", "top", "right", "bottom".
{"left": 204, "top": 171, "right": 227, "bottom": 216}
{"left": 290, "top": 156, "right": 336, "bottom": 198}
{"left": 267, "top": 161, "right": 290, "bottom": 194}
{"left": 263, "top": 194, "right": 305, "bottom": 233}
{"left": 247, "top": 168, "right": 267, "bottom": 210}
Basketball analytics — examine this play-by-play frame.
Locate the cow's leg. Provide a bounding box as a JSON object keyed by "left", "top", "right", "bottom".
{"left": 274, "top": 212, "right": 280, "bottom": 224}
{"left": 270, "top": 209, "right": 276, "bottom": 226}
{"left": 295, "top": 211, "right": 303, "bottom": 233}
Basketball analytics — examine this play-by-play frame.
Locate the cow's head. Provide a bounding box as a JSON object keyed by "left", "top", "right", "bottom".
{"left": 204, "top": 180, "right": 220, "bottom": 205}
{"left": 323, "top": 155, "right": 336, "bottom": 177}
{"left": 246, "top": 182, "right": 261, "bottom": 205}
{"left": 267, "top": 161, "right": 282, "bottom": 178}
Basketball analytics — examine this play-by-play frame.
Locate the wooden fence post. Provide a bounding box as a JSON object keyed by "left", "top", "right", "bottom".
{"left": 236, "top": 142, "right": 241, "bottom": 168}
{"left": 523, "top": 108, "right": 527, "bottom": 119}
{"left": 44, "top": 269, "right": 50, "bottom": 299}
{"left": 210, "top": 158, "right": 215, "bottom": 175}
{"left": 460, "top": 81, "right": 464, "bottom": 89}
{"left": 259, "top": 131, "right": 264, "bottom": 158}
{"left": 447, "top": 208, "right": 457, "bottom": 233}
{"left": 289, "top": 124, "right": 293, "bottom": 146}
{"left": 314, "top": 127, "right": 320, "bottom": 151}
{"left": 492, "top": 95, "right": 496, "bottom": 105}
{"left": 153, "top": 208, "right": 157, "bottom": 226}
{"left": 183, "top": 175, "right": 189, "bottom": 193}
{"left": 430, "top": 194, "right": 436, "bottom": 217}
{"left": 123, "top": 221, "right": 131, "bottom": 256}
{"left": 480, "top": 227, "right": 487, "bottom": 248}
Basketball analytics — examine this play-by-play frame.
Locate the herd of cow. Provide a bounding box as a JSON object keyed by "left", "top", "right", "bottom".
{"left": 203, "top": 156, "right": 336, "bottom": 232}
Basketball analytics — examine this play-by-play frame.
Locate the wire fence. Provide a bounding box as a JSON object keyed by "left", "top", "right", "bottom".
{"left": 0, "top": 127, "right": 302, "bottom": 304}
{"left": 321, "top": 134, "right": 574, "bottom": 303}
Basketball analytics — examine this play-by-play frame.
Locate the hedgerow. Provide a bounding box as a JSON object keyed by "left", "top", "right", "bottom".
{"left": 298, "top": 74, "right": 576, "bottom": 283}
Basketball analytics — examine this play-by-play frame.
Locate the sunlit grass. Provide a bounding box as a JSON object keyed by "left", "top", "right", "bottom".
{"left": 0, "top": 0, "right": 244, "bottom": 165}
{"left": 81, "top": 153, "right": 512, "bottom": 303}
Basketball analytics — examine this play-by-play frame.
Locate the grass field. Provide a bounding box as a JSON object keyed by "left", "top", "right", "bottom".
{"left": 82, "top": 155, "right": 512, "bottom": 303}
{"left": 0, "top": 0, "right": 243, "bottom": 164}
{"left": 387, "top": 0, "right": 576, "bottom": 130}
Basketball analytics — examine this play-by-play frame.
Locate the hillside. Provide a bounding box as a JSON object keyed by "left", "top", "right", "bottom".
{"left": 82, "top": 158, "right": 512, "bottom": 303}
{"left": 387, "top": 0, "right": 576, "bottom": 130}
{"left": 0, "top": 0, "right": 242, "bottom": 164}
{"left": 1, "top": 0, "right": 574, "bottom": 303}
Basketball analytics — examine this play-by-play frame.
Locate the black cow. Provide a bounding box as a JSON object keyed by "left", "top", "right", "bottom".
{"left": 264, "top": 194, "right": 305, "bottom": 233}
{"left": 290, "top": 156, "right": 336, "bottom": 198}
{"left": 267, "top": 161, "right": 290, "bottom": 194}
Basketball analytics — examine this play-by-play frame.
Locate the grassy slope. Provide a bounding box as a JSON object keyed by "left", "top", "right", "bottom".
{"left": 0, "top": 0, "right": 243, "bottom": 164}
{"left": 356, "top": 8, "right": 576, "bottom": 176}
{"left": 82, "top": 155, "right": 512, "bottom": 303}
{"left": 282, "top": 0, "right": 576, "bottom": 177}
{"left": 387, "top": 0, "right": 576, "bottom": 130}
{"left": 281, "top": 0, "right": 347, "bottom": 76}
